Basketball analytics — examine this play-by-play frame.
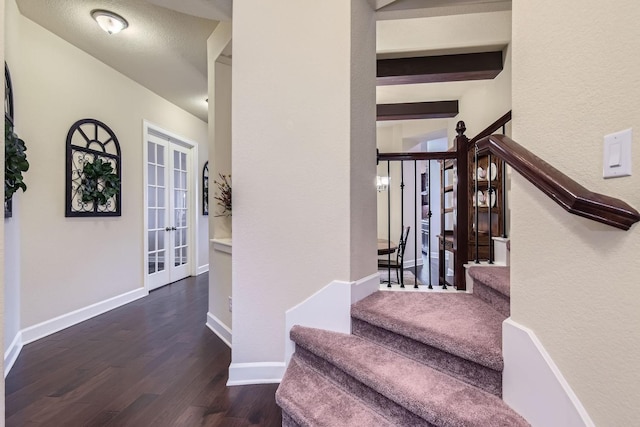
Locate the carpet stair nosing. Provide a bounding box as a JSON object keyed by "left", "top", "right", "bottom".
{"left": 468, "top": 266, "right": 511, "bottom": 316}
{"left": 351, "top": 292, "right": 504, "bottom": 372}
{"left": 290, "top": 325, "right": 529, "bottom": 427}
{"left": 276, "top": 355, "right": 398, "bottom": 427}
{"left": 352, "top": 317, "right": 502, "bottom": 396}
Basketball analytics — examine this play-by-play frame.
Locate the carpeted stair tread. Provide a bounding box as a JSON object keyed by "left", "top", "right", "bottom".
{"left": 351, "top": 291, "right": 504, "bottom": 371}
{"left": 276, "top": 355, "right": 396, "bottom": 427}
{"left": 351, "top": 318, "right": 502, "bottom": 396}
{"left": 468, "top": 266, "right": 510, "bottom": 298}
{"left": 290, "top": 325, "right": 529, "bottom": 427}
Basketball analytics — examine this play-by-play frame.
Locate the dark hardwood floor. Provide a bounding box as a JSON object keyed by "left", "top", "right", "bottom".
{"left": 5, "top": 274, "right": 282, "bottom": 426}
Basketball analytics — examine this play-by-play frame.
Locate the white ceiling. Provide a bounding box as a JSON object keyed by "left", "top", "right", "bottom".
{"left": 15, "top": 0, "right": 509, "bottom": 125}
{"left": 16, "top": 0, "right": 220, "bottom": 122}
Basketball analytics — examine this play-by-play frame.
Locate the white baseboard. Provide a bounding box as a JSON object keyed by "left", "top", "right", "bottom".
{"left": 21, "top": 288, "right": 148, "bottom": 345}
{"left": 206, "top": 312, "right": 232, "bottom": 348}
{"left": 403, "top": 258, "right": 424, "bottom": 268}
{"left": 503, "top": 318, "right": 595, "bottom": 427}
{"left": 197, "top": 264, "right": 210, "bottom": 275}
{"left": 351, "top": 272, "right": 380, "bottom": 304}
{"left": 4, "top": 332, "right": 23, "bottom": 377}
{"left": 227, "top": 362, "right": 285, "bottom": 386}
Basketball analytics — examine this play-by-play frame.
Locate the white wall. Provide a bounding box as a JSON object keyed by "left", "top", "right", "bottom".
{"left": 448, "top": 42, "right": 512, "bottom": 142}
{"left": 0, "top": 0, "right": 6, "bottom": 412}
{"left": 4, "top": 0, "right": 20, "bottom": 360}
{"left": 7, "top": 0, "right": 208, "bottom": 331}
{"left": 377, "top": 10, "right": 511, "bottom": 56}
{"left": 3, "top": 200, "right": 20, "bottom": 353}
{"left": 427, "top": 138, "right": 447, "bottom": 258}
{"left": 207, "top": 21, "right": 233, "bottom": 336}
{"left": 512, "top": 0, "right": 640, "bottom": 424}
{"left": 231, "top": 0, "right": 375, "bottom": 371}
{"left": 376, "top": 122, "right": 449, "bottom": 249}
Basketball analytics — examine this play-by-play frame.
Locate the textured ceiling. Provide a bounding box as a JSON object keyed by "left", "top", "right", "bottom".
{"left": 16, "top": 0, "right": 218, "bottom": 122}
{"left": 15, "top": 0, "right": 508, "bottom": 126}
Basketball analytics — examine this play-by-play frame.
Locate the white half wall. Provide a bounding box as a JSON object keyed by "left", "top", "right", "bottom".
{"left": 227, "top": 272, "right": 379, "bottom": 385}
{"left": 231, "top": 0, "right": 376, "bottom": 369}
{"left": 283, "top": 273, "right": 379, "bottom": 367}
{"left": 503, "top": 318, "right": 595, "bottom": 427}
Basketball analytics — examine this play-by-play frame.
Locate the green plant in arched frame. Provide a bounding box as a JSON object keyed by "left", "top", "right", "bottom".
{"left": 80, "top": 158, "right": 120, "bottom": 206}
{"left": 5, "top": 117, "right": 29, "bottom": 202}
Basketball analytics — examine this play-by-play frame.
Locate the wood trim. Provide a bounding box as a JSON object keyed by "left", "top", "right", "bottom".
{"left": 377, "top": 151, "right": 457, "bottom": 162}
{"left": 376, "top": 101, "right": 458, "bottom": 121}
{"left": 476, "top": 135, "right": 640, "bottom": 230}
{"left": 453, "top": 124, "right": 470, "bottom": 290}
{"left": 469, "top": 110, "right": 512, "bottom": 144}
{"left": 377, "top": 51, "right": 503, "bottom": 86}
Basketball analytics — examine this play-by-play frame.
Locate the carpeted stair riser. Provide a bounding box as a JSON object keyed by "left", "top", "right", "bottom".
{"left": 281, "top": 412, "right": 299, "bottom": 427}
{"left": 351, "top": 292, "right": 505, "bottom": 372}
{"left": 468, "top": 266, "right": 510, "bottom": 316}
{"left": 295, "top": 346, "right": 432, "bottom": 426}
{"left": 472, "top": 281, "right": 510, "bottom": 317}
{"left": 289, "top": 326, "right": 529, "bottom": 427}
{"left": 352, "top": 318, "right": 502, "bottom": 396}
{"left": 276, "top": 355, "right": 397, "bottom": 427}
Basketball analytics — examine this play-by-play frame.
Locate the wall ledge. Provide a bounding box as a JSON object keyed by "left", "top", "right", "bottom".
{"left": 206, "top": 312, "right": 232, "bottom": 348}
{"left": 211, "top": 238, "right": 232, "bottom": 254}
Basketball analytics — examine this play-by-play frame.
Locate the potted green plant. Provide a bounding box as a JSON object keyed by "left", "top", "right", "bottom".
{"left": 80, "top": 158, "right": 120, "bottom": 206}
{"left": 5, "top": 117, "right": 29, "bottom": 202}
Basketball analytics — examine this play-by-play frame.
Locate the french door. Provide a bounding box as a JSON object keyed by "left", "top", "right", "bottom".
{"left": 146, "top": 133, "right": 192, "bottom": 290}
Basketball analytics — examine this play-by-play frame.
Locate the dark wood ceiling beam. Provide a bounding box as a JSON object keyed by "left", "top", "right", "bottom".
{"left": 376, "top": 101, "right": 458, "bottom": 121}
{"left": 377, "top": 51, "right": 503, "bottom": 85}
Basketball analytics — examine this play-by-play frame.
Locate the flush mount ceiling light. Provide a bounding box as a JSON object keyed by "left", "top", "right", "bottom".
{"left": 91, "top": 9, "right": 129, "bottom": 35}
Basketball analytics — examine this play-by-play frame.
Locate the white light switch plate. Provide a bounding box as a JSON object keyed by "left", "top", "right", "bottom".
{"left": 603, "top": 128, "right": 632, "bottom": 178}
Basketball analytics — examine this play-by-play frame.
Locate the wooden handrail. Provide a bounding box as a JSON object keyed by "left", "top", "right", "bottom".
{"left": 476, "top": 134, "right": 640, "bottom": 230}
{"left": 469, "top": 110, "right": 512, "bottom": 144}
{"left": 377, "top": 151, "right": 457, "bottom": 162}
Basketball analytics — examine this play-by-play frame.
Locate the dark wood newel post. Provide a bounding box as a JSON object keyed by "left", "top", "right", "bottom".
{"left": 454, "top": 121, "right": 469, "bottom": 290}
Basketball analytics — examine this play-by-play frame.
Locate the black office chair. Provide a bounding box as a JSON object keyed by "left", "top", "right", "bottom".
{"left": 378, "top": 226, "right": 410, "bottom": 287}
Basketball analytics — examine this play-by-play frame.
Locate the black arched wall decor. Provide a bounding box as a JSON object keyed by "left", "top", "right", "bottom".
{"left": 203, "top": 161, "right": 209, "bottom": 216}
{"left": 5, "top": 62, "right": 14, "bottom": 218}
{"left": 5, "top": 62, "right": 14, "bottom": 125}
{"left": 65, "top": 119, "right": 122, "bottom": 217}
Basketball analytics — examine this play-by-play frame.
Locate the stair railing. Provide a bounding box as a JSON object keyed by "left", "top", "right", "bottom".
{"left": 468, "top": 111, "right": 512, "bottom": 264}
{"left": 377, "top": 150, "right": 464, "bottom": 290}
{"left": 474, "top": 133, "right": 640, "bottom": 230}
{"left": 378, "top": 111, "right": 639, "bottom": 292}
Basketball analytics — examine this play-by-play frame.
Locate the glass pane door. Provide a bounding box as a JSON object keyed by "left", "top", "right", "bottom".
{"left": 146, "top": 134, "right": 191, "bottom": 290}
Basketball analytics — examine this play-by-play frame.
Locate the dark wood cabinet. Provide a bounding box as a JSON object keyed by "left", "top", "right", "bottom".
{"left": 468, "top": 153, "right": 504, "bottom": 261}
{"left": 438, "top": 153, "right": 505, "bottom": 286}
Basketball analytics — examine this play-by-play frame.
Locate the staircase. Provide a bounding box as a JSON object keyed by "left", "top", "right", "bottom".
{"left": 276, "top": 262, "right": 527, "bottom": 426}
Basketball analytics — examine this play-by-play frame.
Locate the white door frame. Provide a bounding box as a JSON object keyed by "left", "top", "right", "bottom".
{"left": 142, "top": 120, "right": 200, "bottom": 292}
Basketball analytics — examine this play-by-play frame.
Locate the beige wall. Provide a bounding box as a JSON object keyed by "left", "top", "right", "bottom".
{"left": 1, "top": 0, "right": 6, "bottom": 413}
{"left": 231, "top": 0, "right": 376, "bottom": 364}
{"left": 8, "top": 1, "right": 208, "bottom": 329}
{"left": 512, "top": 0, "right": 640, "bottom": 424}
{"left": 377, "top": 10, "right": 511, "bottom": 55}
{"left": 208, "top": 31, "right": 233, "bottom": 331}
{"left": 4, "top": 0, "right": 20, "bottom": 355}
{"left": 448, "top": 43, "right": 512, "bottom": 141}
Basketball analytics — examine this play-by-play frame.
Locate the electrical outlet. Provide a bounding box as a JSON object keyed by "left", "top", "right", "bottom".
{"left": 228, "top": 296, "right": 232, "bottom": 312}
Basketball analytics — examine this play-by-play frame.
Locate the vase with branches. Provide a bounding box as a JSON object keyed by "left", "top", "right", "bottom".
{"left": 213, "top": 173, "right": 231, "bottom": 217}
